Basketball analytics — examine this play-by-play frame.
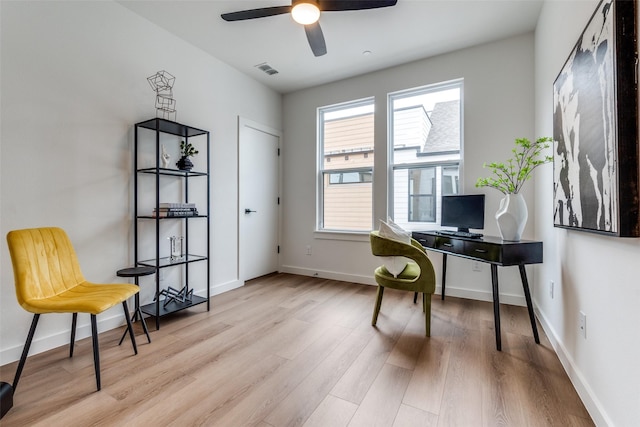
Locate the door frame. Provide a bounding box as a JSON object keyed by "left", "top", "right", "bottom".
{"left": 237, "top": 116, "right": 283, "bottom": 283}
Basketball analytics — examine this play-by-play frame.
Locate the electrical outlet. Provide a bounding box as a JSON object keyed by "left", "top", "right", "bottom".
{"left": 579, "top": 311, "right": 587, "bottom": 339}
{"left": 472, "top": 261, "right": 482, "bottom": 272}
{"left": 550, "top": 280, "right": 555, "bottom": 299}
{"left": 306, "top": 245, "right": 312, "bottom": 255}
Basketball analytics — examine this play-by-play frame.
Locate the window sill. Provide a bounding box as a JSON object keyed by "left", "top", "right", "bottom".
{"left": 314, "top": 230, "right": 370, "bottom": 242}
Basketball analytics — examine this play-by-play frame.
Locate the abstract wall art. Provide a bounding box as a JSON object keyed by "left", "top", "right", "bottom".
{"left": 553, "top": 0, "right": 639, "bottom": 237}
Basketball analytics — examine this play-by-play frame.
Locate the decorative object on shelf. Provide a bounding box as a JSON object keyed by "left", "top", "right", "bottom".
{"left": 161, "top": 144, "right": 170, "bottom": 168}
{"left": 156, "top": 285, "right": 194, "bottom": 308}
{"left": 176, "top": 140, "right": 198, "bottom": 171}
{"left": 476, "top": 137, "right": 552, "bottom": 241}
{"left": 553, "top": 0, "right": 639, "bottom": 237}
{"left": 168, "top": 236, "right": 184, "bottom": 261}
{"left": 147, "top": 70, "right": 177, "bottom": 121}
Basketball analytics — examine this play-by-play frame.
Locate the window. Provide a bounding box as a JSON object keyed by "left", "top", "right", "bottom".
{"left": 329, "top": 171, "right": 373, "bottom": 184}
{"left": 318, "top": 98, "right": 375, "bottom": 231}
{"left": 409, "top": 167, "right": 436, "bottom": 222}
{"left": 389, "top": 80, "right": 462, "bottom": 229}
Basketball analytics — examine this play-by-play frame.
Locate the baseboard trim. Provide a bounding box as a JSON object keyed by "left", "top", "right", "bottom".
{"left": 534, "top": 306, "right": 612, "bottom": 426}
{"left": 0, "top": 280, "right": 245, "bottom": 366}
{"left": 209, "top": 279, "right": 244, "bottom": 296}
{"left": 279, "top": 265, "right": 526, "bottom": 306}
{"left": 0, "top": 312, "right": 128, "bottom": 366}
{"left": 280, "top": 265, "right": 376, "bottom": 286}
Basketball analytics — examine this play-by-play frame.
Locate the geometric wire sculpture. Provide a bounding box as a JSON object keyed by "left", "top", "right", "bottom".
{"left": 147, "top": 70, "right": 176, "bottom": 121}
{"left": 157, "top": 286, "right": 194, "bottom": 308}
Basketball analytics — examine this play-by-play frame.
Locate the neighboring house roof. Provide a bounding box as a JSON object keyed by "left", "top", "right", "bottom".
{"left": 423, "top": 100, "right": 460, "bottom": 153}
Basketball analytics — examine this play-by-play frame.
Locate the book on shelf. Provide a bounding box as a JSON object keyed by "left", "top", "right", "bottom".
{"left": 159, "top": 202, "right": 196, "bottom": 209}
{"left": 155, "top": 207, "right": 198, "bottom": 212}
{"left": 151, "top": 202, "right": 199, "bottom": 217}
{"left": 152, "top": 209, "right": 198, "bottom": 218}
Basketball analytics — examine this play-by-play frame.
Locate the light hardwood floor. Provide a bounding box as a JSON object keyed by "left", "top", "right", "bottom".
{"left": 0, "top": 273, "right": 593, "bottom": 426}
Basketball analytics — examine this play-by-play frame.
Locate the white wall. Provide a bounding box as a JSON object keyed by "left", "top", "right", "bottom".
{"left": 534, "top": 1, "right": 640, "bottom": 425}
{"left": 0, "top": 1, "right": 282, "bottom": 364}
{"left": 281, "top": 33, "right": 537, "bottom": 305}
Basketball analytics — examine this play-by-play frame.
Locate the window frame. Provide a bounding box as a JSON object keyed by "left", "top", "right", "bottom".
{"left": 317, "top": 97, "right": 375, "bottom": 233}
{"left": 387, "top": 79, "right": 464, "bottom": 231}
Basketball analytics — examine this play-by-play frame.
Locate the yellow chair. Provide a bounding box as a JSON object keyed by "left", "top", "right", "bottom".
{"left": 370, "top": 230, "right": 436, "bottom": 336}
{"left": 6, "top": 227, "right": 140, "bottom": 391}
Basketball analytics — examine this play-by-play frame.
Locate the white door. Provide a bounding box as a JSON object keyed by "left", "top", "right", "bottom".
{"left": 239, "top": 117, "right": 281, "bottom": 281}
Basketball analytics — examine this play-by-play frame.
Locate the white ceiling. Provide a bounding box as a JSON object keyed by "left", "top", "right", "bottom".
{"left": 118, "top": 0, "right": 544, "bottom": 94}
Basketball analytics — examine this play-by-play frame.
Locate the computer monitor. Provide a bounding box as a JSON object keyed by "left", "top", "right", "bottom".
{"left": 441, "top": 194, "right": 485, "bottom": 233}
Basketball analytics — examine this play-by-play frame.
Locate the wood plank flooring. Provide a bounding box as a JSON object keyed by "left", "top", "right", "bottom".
{"left": 0, "top": 273, "right": 593, "bottom": 426}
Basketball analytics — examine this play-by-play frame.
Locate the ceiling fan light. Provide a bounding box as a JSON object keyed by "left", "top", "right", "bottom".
{"left": 291, "top": 1, "right": 320, "bottom": 25}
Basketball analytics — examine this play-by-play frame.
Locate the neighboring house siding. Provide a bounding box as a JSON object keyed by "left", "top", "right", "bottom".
{"left": 393, "top": 105, "right": 431, "bottom": 148}
{"left": 323, "top": 181, "right": 372, "bottom": 231}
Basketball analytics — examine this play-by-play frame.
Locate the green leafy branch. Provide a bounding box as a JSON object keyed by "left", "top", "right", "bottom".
{"left": 475, "top": 137, "right": 553, "bottom": 194}
{"left": 180, "top": 140, "right": 199, "bottom": 157}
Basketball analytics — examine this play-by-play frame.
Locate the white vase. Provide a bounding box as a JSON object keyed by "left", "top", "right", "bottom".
{"left": 495, "top": 193, "right": 528, "bottom": 241}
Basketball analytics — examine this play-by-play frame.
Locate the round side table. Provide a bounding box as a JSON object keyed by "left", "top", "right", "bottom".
{"left": 117, "top": 266, "right": 155, "bottom": 344}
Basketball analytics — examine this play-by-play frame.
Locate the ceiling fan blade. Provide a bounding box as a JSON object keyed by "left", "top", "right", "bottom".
{"left": 318, "top": 0, "right": 397, "bottom": 12}
{"left": 304, "top": 22, "right": 327, "bottom": 57}
{"left": 221, "top": 6, "right": 292, "bottom": 21}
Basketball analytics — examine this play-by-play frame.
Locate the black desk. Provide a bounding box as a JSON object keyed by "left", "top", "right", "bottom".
{"left": 412, "top": 231, "right": 543, "bottom": 351}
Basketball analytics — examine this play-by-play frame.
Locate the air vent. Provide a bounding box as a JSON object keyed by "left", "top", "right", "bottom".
{"left": 255, "top": 63, "right": 279, "bottom": 76}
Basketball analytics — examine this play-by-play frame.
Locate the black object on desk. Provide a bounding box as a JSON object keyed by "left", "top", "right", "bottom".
{"left": 413, "top": 231, "right": 543, "bottom": 351}
{"left": 117, "top": 266, "right": 155, "bottom": 344}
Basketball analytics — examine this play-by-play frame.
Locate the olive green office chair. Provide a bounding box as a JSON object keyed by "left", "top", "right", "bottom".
{"left": 370, "top": 230, "right": 437, "bottom": 336}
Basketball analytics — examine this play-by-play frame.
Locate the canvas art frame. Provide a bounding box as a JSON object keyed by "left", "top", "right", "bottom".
{"left": 553, "top": 0, "right": 639, "bottom": 237}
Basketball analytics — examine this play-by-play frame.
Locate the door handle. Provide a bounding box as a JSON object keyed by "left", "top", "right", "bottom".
{"left": 244, "top": 209, "right": 257, "bottom": 214}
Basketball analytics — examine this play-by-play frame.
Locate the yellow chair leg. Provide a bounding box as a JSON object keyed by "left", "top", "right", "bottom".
{"left": 423, "top": 293, "right": 431, "bottom": 337}
{"left": 372, "top": 286, "right": 384, "bottom": 326}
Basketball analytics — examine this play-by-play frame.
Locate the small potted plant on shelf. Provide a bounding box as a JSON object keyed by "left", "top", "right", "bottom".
{"left": 176, "top": 140, "right": 198, "bottom": 171}
{"left": 475, "top": 136, "right": 552, "bottom": 241}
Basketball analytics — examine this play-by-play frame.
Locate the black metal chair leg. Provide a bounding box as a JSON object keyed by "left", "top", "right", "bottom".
{"left": 122, "top": 301, "right": 138, "bottom": 355}
{"left": 70, "top": 313, "right": 77, "bottom": 358}
{"left": 13, "top": 314, "right": 40, "bottom": 391}
{"left": 413, "top": 292, "right": 418, "bottom": 303}
{"left": 90, "top": 315, "right": 101, "bottom": 391}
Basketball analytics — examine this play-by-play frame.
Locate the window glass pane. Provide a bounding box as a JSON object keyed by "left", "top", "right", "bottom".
{"left": 409, "top": 168, "right": 436, "bottom": 222}
{"left": 319, "top": 98, "right": 374, "bottom": 231}
{"left": 322, "top": 172, "right": 372, "bottom": 231}
{"left": 442, "top": 165, "right": 460, "bottom": 195}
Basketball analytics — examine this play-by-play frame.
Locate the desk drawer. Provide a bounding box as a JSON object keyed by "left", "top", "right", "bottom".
{"left": 464, "top": 241, "right": 500, "bottom": 262}
{"left": 435, "top": 237, "right": 464, "bottom": 254}
{"left": 414, "top": 234, "right": 436, "bottom": 248}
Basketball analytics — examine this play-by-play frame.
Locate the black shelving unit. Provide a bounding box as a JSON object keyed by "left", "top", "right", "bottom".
{"left": 134, "top": 118, "right": 210, "bottom": 329}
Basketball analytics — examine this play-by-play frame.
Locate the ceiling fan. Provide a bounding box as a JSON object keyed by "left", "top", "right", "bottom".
{"left": 221, "top": 0, "right": 398, "bottom": 57}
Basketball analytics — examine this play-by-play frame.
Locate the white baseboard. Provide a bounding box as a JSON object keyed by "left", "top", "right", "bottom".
{"left": 534, "top": 306, "right": 612, "bottom": 426}
{"left": 209, "top": 279, "right": 244, "bottom": 296}
{"left": 280, "top": 265, "right": 526, "bottom": 306}
{"left": 0, "top": 312, "right": 128, "bottom": 366}
{"left": 280, "top": 265, "right": 377, "bottom": 286}
{"left": 0, "top": 280, "right": 245, "bottom": 366}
